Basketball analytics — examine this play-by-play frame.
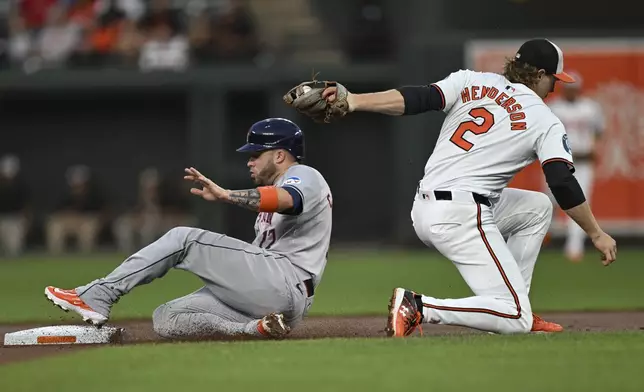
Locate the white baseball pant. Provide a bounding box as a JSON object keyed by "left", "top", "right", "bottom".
{"left": 411, "top": 188, "right": 553, "bottom": 334}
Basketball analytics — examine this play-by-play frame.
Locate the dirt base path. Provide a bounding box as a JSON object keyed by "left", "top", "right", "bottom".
{"left": 2, "top": 311, "right": 643, "bottom": 365}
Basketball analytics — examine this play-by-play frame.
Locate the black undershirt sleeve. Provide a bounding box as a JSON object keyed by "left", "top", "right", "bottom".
{"left": 396, "top": 85, "right": 444, "bottom": 115}
{"left": 542, "top": 161, "right": 586, "bottom": 210}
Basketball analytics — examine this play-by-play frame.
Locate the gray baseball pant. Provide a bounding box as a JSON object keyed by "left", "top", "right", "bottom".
{"left": 75, "top": 227, "right": 313, "bottom": 338}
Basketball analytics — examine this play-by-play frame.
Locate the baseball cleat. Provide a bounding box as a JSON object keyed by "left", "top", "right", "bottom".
{"left": 44, "top": 286, "right": 108, "bottom": 327}
{"left": 531, "top": 313, "right": 564, "bottom": 333}
{"left": 257, "top": 313, "right": 291, "bottom": 338}
{"left": 385, "top": 287, "right": 423, "bottom": 337}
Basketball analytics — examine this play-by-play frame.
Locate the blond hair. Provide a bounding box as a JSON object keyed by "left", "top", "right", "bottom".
{"left": 502, "top": 57, "right": 541, "bottom": 88}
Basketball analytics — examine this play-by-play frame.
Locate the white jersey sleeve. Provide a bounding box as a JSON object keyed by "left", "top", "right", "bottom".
{"left": 432, "top": 70, "right": 470, "bottom": 113}
{"left": 534, "top": 122, "right": 575, "bottom": 170}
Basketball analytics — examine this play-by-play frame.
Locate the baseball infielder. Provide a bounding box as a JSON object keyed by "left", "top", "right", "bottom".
{"left": 284, "top": 38, "right": 617, "bottom": 336}
{"left": 548, "top": 73, "right": 605, "bottom": 261}
{"left": 44, "top": 118, "right": 333, "bottom": 339}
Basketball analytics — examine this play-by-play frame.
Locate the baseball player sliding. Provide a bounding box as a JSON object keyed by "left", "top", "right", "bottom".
{"left": 44, "top": 118, "right": 333, "bottom": 339}
{"left": 284, "top": 38, "right": 616, "bottom": 336}
{"left": 547, "top": 73, "right": 605, "bottom": 262}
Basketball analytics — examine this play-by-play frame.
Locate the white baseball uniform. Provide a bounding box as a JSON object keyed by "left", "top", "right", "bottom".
{"left": 413, "top": 70, "right": 573, "bottom": 334}
{"left": 548, "top": 97, "right": 604, "bottom": 257}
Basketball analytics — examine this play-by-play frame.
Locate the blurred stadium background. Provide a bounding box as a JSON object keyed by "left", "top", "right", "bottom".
{"left": 0, "top": 0, "right": 642, "bottom": 256}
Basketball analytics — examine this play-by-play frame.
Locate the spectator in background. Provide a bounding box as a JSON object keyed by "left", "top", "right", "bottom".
{"left": 547, "top": 71, "right": 605, "bottom": 262}
{"left": 210, "top": 0, "right": 258, "bottom": 62}
{"left": 112, "top": 167, "right": 162, "bottom": 252}
{"left": 138, "top": 18, "right": 188, "bottom": 70}
{"left": 158, "top": 169, "right": 196, "bottom": 230}
{"left": 36, "top": 3, "right": 82, "bottom": 67}
{"left": 0, "top": 155, "right": 30, "bottom": 258}
{"left": 71, "top": 0, "right": 126, "bottom": 67}
{"left": 67, "top": 0, "right": 98, "bottom": 31}
{"left": 7, "top": 9, "right": 34, "bottom": 66}
{"left": 114, "top": 16, "right": 145, "bottom": 66}
{"left": 46, "top": 165, "right": 106, "bottom": 254}
{"left": 139, "top": 0, "right": 181, "bottom": 31}
{"left": 138, "top": 0, "right": 188, "bottom": 70}
{"left": 113, "top": 167, "right": 195, "bottom": 253}
{"left": 69, "top": 0, "right": 146, "bottom": 67}
{"left": 99, "top": 0, "right": 145, "bottom": 21}
{"left": 18, "top": 0, "right": 58, "bottom": 30}
{"left": 187, "top": 7, "right": 215, "bottom": 64}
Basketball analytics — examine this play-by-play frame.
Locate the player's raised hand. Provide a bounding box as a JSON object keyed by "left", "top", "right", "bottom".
{"left": 590, "top": 231, "right": 617, "bottom": 266}
{"left": 184, "top": 167, "right": 229, "bottom": 202}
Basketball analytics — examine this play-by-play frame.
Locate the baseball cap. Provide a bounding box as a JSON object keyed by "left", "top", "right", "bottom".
{"left": 514, "top": 39, "right": 575, "bottom": 83}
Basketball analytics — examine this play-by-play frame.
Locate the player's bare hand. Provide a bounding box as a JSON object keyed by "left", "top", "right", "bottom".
{"left": 590, "top": 231, "right": 617, "bottom": 266}
{"left": 184, "top": 167, "right": 229, "bottom": 202}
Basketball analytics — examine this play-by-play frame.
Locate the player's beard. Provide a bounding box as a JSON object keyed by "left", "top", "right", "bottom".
{"left": 254, "top": 160, "right": 278, "bottom": 186}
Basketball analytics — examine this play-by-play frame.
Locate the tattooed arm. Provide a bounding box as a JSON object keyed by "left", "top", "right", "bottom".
{"left": 184, "top": 167, "right": 298, "bottom": 213}
{"left": 224, "top": 187, "right": 295, "bottom": 213}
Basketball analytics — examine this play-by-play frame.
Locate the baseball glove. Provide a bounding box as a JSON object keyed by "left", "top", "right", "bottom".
{"left": 283, "top": 80, "right": 350, "bottom": 123}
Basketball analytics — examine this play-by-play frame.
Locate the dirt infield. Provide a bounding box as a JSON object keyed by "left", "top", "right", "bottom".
{"left": 2, "top": 311, "right": 643, "bottom": 365}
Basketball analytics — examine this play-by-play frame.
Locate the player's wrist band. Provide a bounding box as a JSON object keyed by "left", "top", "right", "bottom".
{"left": 258, "top": 186, "right": 280, "bottom": 212}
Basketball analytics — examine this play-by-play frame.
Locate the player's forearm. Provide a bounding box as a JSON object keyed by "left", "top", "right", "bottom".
{"left": 563, "top": 201, "right": 603, "bottom": 239}
{"left": 350, "top": 90, "right": 405, "bottom": 115}
{"left": 224, "top": 187, "right": 293, "bottom": 212}
{"left": 351, "top": 85, "right": 444, "bottom": 116}
{"left": 545, "top": 161, "right": 602, "bottom": 237}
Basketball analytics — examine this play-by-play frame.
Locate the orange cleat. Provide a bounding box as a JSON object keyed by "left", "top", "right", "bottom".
{"left": 44, "top": 286, "right": 108, "bottom": 326}
{"left": 385, "top": 288, "right": 423, "bottom": 337}
{"left": 531, "top": 313, "right": 564, "bottom": 333}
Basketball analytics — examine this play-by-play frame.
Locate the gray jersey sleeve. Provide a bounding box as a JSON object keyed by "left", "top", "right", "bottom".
{"left": 269, "top": 164, "right": 333, "bottom": 283}
{"left": 279, "top": 165, "right": 325, "bottom": 213}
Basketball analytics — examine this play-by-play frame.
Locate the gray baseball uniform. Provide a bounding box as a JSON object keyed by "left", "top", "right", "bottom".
{"left": 75, "top": 164, "right": 332, "bottom": 338}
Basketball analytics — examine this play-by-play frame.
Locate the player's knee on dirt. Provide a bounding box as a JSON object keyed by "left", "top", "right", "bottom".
{"left": 497, "top": 315, "right": 532, "bottom": 334}
{"left": 492, "top": 298, "right": 533, "bottom": 334}
{"left": 504, "top": 307, "right": 533, "bottom": 334}
{"left": 152, "top": 303, "right": 179, "bottom": 338}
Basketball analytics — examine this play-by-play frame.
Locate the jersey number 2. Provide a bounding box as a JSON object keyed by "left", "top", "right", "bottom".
{"left": 450, "top": 107, "right": 495, "bottom": 152}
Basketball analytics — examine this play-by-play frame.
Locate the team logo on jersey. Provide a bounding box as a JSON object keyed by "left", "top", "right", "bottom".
{"left": 284, "top": 176, "right": 301, "bottom": 185}
{"left": 562, "top": 134, "right": 572, "bottom": 154}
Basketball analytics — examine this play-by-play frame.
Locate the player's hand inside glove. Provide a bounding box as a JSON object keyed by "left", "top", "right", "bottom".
{"left": 283, "top": 79, "right": 354, "bottom": 123}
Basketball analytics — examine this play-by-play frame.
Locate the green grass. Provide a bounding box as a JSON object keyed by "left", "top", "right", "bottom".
{"left": 0, "top": 249, "right": 642, "bottom": 323}
{"left": 1, "top": 332, "right": 643, "bottom": 392}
